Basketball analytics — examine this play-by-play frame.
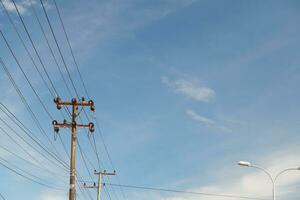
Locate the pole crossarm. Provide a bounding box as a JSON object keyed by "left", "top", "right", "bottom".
{"left": 83, "top": 170, "right": 116, "bottom": 200}
{"left": 52, "top": 97, "right": 95, "bottom": 200}
{"left": 52, "top": 120, "right": 94, "bottom": 131}
{"left": 95, "top": 170, "right": 116, "bottom": 176}
{"left": 54, "top": 96, "right": 95, "bottom": 111}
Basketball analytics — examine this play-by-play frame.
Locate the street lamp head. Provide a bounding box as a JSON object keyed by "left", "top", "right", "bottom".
{"left": 238, "top": 161, "right": 252, "bottom": 167}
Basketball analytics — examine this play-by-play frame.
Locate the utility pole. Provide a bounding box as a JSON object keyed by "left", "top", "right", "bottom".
{"left": 84, "top": 170, "right": 116, "bottom": 200}
{"left": 52, "top": 97, "right": 95, "bottom": 200}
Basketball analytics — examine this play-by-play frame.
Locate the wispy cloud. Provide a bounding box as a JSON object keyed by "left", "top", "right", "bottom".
{"left": 1, "top": 0, "right": 27, "bottom": 14}
{"left": 186, "top": 109, "right": 231, "bottom": 132}
{"left": 162, "top": 76, "right": 216, "bottom": 102}
{"left": 37, "top": 192, "right": 66, "bottom": 200}
{"left": 186, "top": 109, "right": 215, "bottom": 125}
{"left": 63, "top": 0, "right": 197, "bottom": 58}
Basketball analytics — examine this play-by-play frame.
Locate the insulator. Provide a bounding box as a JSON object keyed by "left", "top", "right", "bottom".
{"left": 52, "top": 120, "right": 58, "bottom": 125}
{"left": 89, "top": 122, "right": 95, "bottom": 133}
{"left": 89, "top": 100, "right": 94, "bottom": 106}
{"left": 81, "top": 97, "right": 85, "bottom": 102}
{"left": 57, "top": 105, "right": 62, "bottom": 110}
{"left": 93, "top": 182, "right": 96, "bottom": 187}
{"left": 71, "top": 98, "right": 77, "bottom": 103}
{"left": 54, "top": 127, "right": 59, "bottom": 133}
{"left": 90, "top": 105, "right": 95, "bottom": 112}
{"left": 54, "top": 96, "right": 60, "bottom": 104}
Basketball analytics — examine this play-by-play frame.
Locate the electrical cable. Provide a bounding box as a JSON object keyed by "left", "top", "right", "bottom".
{"left": 0, "top": 0, "right": 56, "bottom": 98}
{"left": 104, "top": 183, "right": 270, "bottom": 200}
{"left": 0, "top": 192, "right": 6, "bottom": 200}
{"left": 0, "top": 158, "right": 64, "bottom": 190}
{"left": 0, "top": 58, "right": 68, "bottom": 170}
{"left": 0, "top": 102, "right": 68, "bottom": 174}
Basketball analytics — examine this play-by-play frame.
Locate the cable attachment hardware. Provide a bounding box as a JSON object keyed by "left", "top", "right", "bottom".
{"left": 88, "top": 100, "right": 95, "bottom": 112}
{"left": 54, "top": 96, "right": 62, "bottom": 110}
{"left": 89, "top": 122, "right": 95, "bottom": 133}
{"left": 52, "top": 120, "right": 59, "bottom": 141}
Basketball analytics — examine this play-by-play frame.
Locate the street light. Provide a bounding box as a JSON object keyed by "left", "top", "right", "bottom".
{"left": 238, "top": 161, "right": 300, "bottom": 200}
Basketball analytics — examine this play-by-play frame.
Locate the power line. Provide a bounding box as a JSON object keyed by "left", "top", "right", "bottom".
{"left": 0, "top": 30, "right": 54, "bottom": 120}
{"left": 0, "top": 102, "right": 67, "bottom": 173}
{"left": 0, "top": 121, "right": 65, "bottom": 176}
{"left": 51, "top": 0, "right": 90, "bottom": 100}
{"left": 39, "top": 0, "right": 80, "bottom": 99}
{"left": 27, "top": 0, "right": 74, "bottom": 98}
{"left": 50, "top": 0, "right": 127, "bottom": 198}
{"left": 9, "top": 0, "right": 59, "bottom": 98}
{"left": 104, "top": 183, "right": 270, "bottom": 200}
{"left": 0, "top": 156, "right": 63, "bottom": 189}
{"left": 0, "top": 37, "right": 63, "bottom": 163}
{"left": 0, "top": 157, "right": 63, "bottom": 190}
{"left": 1, "top": 0, "right": 75, "bottom": 169}
{"left": 0, "top": 0, "right": 55, "bottom": 98}
{"left": 0, "top": 193, "right": 7, "bottom": 200}
{"left": 0, "top": 143, "right": 65, "bottom": 179}
{"left": 0, "top": 59, "right": 68, "bottom": 170}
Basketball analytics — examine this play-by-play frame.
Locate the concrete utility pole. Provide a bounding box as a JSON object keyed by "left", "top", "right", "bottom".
{"left": 52, "top": 97, "right": 95, "bottom": 200}
{"left": 84, "top": 170, "right": 116, "bottom": 200}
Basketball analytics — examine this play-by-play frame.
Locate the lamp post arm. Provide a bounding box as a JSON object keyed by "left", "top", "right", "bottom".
{"left": 274, "top": 168, "right": 300, "bottom": 182}
{"left": 251, "top": 165, "right": 274, "bottom": 183}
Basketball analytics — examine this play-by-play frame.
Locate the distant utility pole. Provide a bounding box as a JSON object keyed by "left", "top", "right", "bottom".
{"left": 84, "top": 170, "right": 116, "bottom": 200}
{"left": 52, "top": 97, "right": 95, "bottom": 200}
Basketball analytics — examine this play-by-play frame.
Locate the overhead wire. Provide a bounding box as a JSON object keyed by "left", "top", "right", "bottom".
{"left": 0, "top": 156, "right": 63, "bottom": 189}
{"left": 27, "top": 0, "right": 74, "bottom": 98}
{"left": 39, "top": 0, "right": 80, "bottom": 98}
{"left": 0, "top": 104, "right": 68, "bottom": 178}
{"left": 28, "top": 6, "right": 97, "bottom": 196}
{"left": 0, "top": 117, "right": 65, "bottom": 175}
{"left": 1, "top": 1, "right": 101, "bottom": 199}
{"left": 0, "top": 58, "right": 68, "bottom": 170}
{"left": 0, "top": 143, "right": 64, "bottom": 178}
{"left": 103, "top": 183, "right": 270, "bottom": 200}
{"left": 0, "top": 157, "right": 64, "bottom": 190}
{"left": 0, "top": 102, "right": 67, "bottom": 173}
{"left": 1, "top": 0, "right": 75, "bottom": 173}
{"left": 52, "top": 0, "right": 90, "bottom": 100}
{"left": 7, "top": 0, "right": 73, "bottom": 165}
{"left": 0, "top": 193, "right": 6, "bottom": 200}
{"left": 49, "top": 0, "right": 127, "bottom": 198}
{"left": 0, "top": 0, "right": 55, "bottom": 98}
{"left": 9, "top": 0, "right": 59, "bottom": 98}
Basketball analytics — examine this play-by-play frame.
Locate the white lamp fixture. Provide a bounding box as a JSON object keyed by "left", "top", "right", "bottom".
{"left": 238, "top": 161, "right": 251, "bottom": 167}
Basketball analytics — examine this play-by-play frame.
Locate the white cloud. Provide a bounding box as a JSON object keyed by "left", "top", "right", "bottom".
{"left": 142, "top": 148, "right": 300, "bottom": 200}
{"left": 186, "top": 109, "right": 231, "bottom": 132}
{"left": 186, "top": 109, "right": 215, "bottom": 125}
{"left": 1, "top": 0, "right": 26, "bottom": 14}
{"left": 196, "top": 150, "right": 300, "bottom": 199}
{"left": 38, "top": 192, "right": 66, "bottom": 200}
{"left": 162, "top": 76, "right": 215, "bottom": 102}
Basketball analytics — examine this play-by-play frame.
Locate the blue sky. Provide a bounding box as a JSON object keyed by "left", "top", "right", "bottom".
{"left": 0, "top": 0, "right": 300, "bottom": 200}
